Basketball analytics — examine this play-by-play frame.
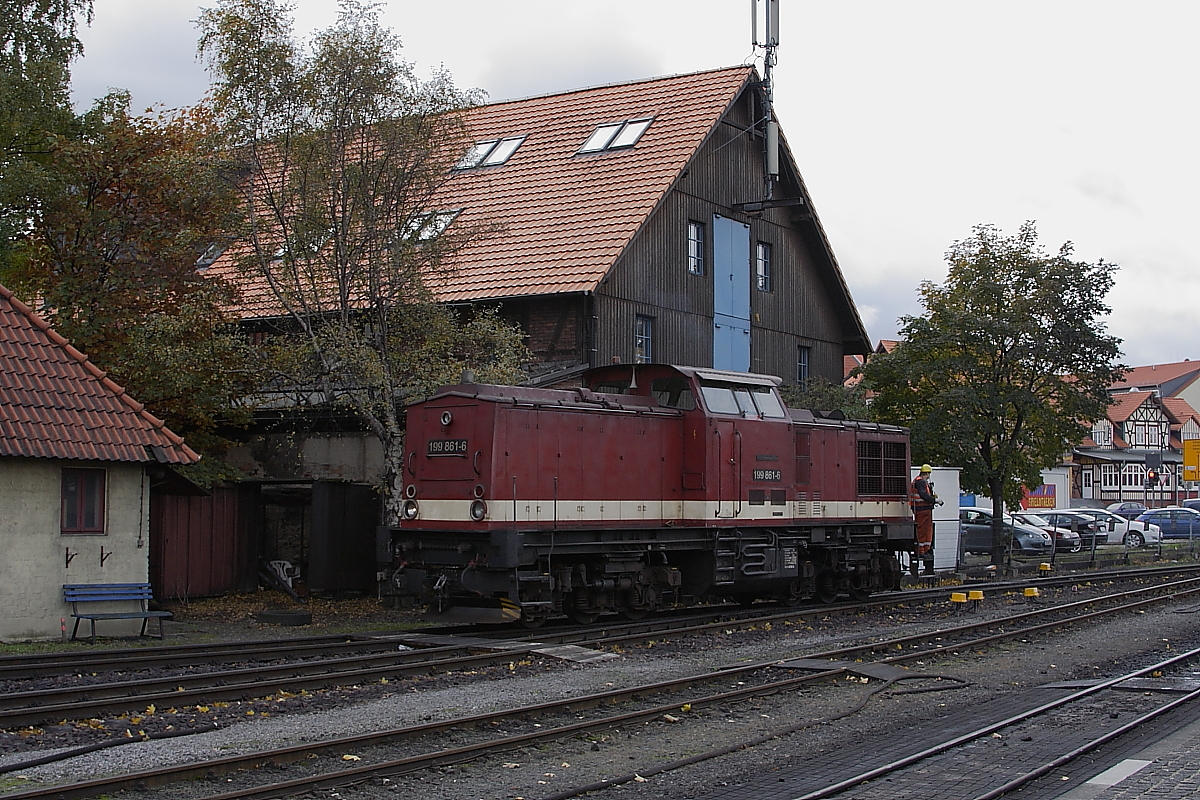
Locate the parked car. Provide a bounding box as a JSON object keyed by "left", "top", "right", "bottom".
{"left": 1068, "top": 508, "right": 1162, "bottom": 548}
{"left": 959, "top": 507, "right": 1054, "bottom": 556}
{"left": 1106, "top": 501, "right": 1148, "bottom": 520}
{"left": 1134, "top": 507, "right": 1200, "bottom": 539}
{"left": 1034, "top": 510, "right": 1109, "bottom": 548}
{"left": 1011, "top": 511, "right": 1082, "bottom": 552}
{"left": 1182, "top": 498, "right": 1200, "bottom": 513}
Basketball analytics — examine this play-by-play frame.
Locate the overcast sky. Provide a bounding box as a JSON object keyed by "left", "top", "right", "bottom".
{"left": 71, "top": 0, "right": 1200, "bottom": 368}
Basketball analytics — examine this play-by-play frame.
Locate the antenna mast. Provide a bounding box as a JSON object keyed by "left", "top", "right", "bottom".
{"left": 751, "top": 0, "right": 780, "bottom": 200}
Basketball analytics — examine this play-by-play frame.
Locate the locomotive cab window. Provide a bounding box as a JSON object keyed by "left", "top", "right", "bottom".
{"left": 651, "top": 377, "right": 696, "bottom": 410}
{"left": 700, "top": 380, "right": 787, "bottom": 418}
{"left": 750, "top": 385, "right": 787, "bottom": 418}
{"left": 594, "top": 381, "right": 629, "bottom": 394}
{"left": 699, "top": 382, "right": 739, "bottom": 415}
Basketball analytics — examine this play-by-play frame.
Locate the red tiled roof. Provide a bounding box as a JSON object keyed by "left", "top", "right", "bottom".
{"left": 1106, "top": 391, "right": 1154, "bottom": 423}
{"left": 210, "top": 67, "right": 756, "bottom": 316}
{"left": 1112, "top": 361, "right": 1200, "bottom": 391}
{"left": 1161, "top": 396, "right": 1200, "bottom": 426}
{"left": 0, "top": 285, "right": 200, "bottom": 464}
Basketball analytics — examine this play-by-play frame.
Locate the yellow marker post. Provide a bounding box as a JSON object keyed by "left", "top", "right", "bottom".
{"left": 950, "top": 592, "right": 968, "bottom": 614}
{"left": 1024, "top": 587, "right": 1040, "bottom": 604}
{"left": 968, "top": 589, "right": 984, "bottom": 611}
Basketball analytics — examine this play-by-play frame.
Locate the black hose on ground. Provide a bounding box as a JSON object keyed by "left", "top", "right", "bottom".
{"left": 0, "top": 722, "right": 219, "bottom": 774}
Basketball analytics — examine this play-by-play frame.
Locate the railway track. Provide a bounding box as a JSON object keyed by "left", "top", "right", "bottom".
{"left": 782, "top": 648, "right": 1200, "bottom": 800}
{"left": 3, "top": 564, "right": 1198, "bottom": 731}
{"left": 2, "top": 563, "right": 1198, "bottom": 731}
{"left": 5, "top": 567, "right": 1200, "bottom": 799}
{"left": 5, "top": 563, "right": 1194, "bottom": 680}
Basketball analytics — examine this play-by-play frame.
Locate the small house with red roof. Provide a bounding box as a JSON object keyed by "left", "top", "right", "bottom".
{"left": 0, "top": 285, "right": 198, "bottom": 640}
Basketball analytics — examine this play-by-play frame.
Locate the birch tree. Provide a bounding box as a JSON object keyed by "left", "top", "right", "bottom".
{"left": 199, "top": 0, "right": 526, "bottom": 518}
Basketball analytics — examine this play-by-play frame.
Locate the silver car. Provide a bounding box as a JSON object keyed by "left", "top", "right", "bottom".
{"left": 1065, "top": 508, "right": 1162, "bottom": 547}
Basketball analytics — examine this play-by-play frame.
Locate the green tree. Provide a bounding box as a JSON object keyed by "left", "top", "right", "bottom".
{"left": 9, "top": 93, "right": 254, "bottom": 482}
{"left": 0, "top": 0, "right": 92, "bottom": 275}
{"left": 862, "top": 222, "right": 1124, "bottom": 564}
{"left": 199, "top": 0, "right": 527, "bottom": 518}
{"left": 780, "top": 376, "right": 870, "bottom": 420}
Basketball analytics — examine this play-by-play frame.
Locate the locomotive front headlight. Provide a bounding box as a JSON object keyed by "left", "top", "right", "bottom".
{"left": 401, "top": 499, "right": 419, "bottom": 520}
{"left": 470, "top": 499, "right": 487, "bottom": 522}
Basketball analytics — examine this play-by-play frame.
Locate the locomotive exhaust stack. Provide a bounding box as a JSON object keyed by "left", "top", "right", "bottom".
{"left": 382, "top": 364, "right": 915, "bottom": 626}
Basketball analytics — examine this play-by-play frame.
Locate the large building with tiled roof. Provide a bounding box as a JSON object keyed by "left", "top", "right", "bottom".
{"left": 210, "top": 66, "right": 871, "bottom": 386}
{"left": 1111, "top": 360, "right": 1200, "bottom": 411}
{"left": 202, "top": 68, "right": 876, "bottom": 594}
{"left": 1069, "top": 360, "right": 1200, "bottom": 507}
{"left": 0, "top": 284, "right": 198, "bottom": 640}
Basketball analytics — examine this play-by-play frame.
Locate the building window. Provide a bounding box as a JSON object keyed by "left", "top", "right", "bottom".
{"left": 797, "top": 345, "right": 810, "bottom": 385}
{"left": 1100, "top": 464, "right": 1120, "bottom": 490}
{"left": 687, "top": 221, "right": 705, "bottom": 275}
{"left": 578, "top": 118, "right": 654, "bottom": 153}
{"left": 1147, "top": 424, "right": 1160, "bottom": 447}
{"left": 1122, "top": 463, "right": 1146, "bottom": 488}
{"left": 62, "top": 468, "right": 105, "bottom": 534}
{"left": 1091, "top": 420, "right": 1112, "bottom": 446}
{"left": 454, "top": 136, "right": 527, "bottom": 169}
{"left": 634, "top": 315, "right": 654, "bottom": 363}
{"left": 755, "top": 242, "right": 772, "bottom": 292}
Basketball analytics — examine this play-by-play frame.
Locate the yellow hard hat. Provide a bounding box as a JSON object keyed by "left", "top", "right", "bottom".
{"left": 919, "top": 464, "right": 933, "bottom": 473}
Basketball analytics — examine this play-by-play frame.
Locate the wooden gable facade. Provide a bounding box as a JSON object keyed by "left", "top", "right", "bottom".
{"left": 487, "top": 69, "right": 869, "bottom": 386}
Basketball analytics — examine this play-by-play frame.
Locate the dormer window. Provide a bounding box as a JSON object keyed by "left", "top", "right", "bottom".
{"left": 455, "top": 136, "right": 526, "bottom": 169}
{"left": 577, "top": 117, "right": 653, "bottom": 154}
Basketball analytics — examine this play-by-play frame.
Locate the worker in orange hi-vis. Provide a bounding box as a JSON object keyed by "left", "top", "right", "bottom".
{"left": 909, "top": 465, "right": 941, "bottom": 574}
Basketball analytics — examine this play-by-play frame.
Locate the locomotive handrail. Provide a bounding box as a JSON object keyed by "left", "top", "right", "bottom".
{"left": 714, "top": 427, "right": 722, "bottom": 517}
{"left": 734, "top": 428, "right": 744, "bottom": 517}
{"left": 407, "top": 452, "right": 415, "bottom": 476}
{"left": 472, "top": 450, "right": 481, "bottom": 475}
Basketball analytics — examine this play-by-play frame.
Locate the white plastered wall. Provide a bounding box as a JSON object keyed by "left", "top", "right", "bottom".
{"left": 0, "top": 458, "right": 150, "bottom": 641}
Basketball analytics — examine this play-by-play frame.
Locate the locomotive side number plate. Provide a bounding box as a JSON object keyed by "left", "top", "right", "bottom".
{"left": 752, "top": 469, "right": 782, "bottom": 482}
{"left": 427, "top": 438, "right": 469, "bottom": 456}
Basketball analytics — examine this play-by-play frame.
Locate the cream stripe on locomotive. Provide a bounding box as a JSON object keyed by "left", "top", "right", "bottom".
{"left": 411, "top": 499, "right": 911, "bottom": 524}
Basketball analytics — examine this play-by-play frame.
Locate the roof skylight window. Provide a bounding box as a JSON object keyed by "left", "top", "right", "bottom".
{"left": 454, "top": 136, "right": 526, "bottom": 169}
{"left": 577, "top": 117, "right": 654, "bottom": 154}
{"left": 194, "top": 241, "right": 230, "bottom": 271}
{"left": 402, "top": 209, "right": 462, "bottom": 242}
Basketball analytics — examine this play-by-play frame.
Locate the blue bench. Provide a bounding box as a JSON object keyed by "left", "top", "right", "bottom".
{"left": 63, "top": 583, "right": 173, "bottom": 643}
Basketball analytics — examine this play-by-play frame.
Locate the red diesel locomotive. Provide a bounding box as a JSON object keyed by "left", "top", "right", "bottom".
{"left": 385, "top": 363, "right": 915, "bottom": 625}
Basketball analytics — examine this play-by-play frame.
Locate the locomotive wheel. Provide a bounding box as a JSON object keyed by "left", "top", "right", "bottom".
{"left": 567, "top": 608, "right": 600, "bottom": 625}
{"left": 779, "top": 579, "right": 804, "bottom": 607}
{"left": 620, "top": 607, "right": 649, "bottom": 621}
{"left": 815, "top": 571, "right": 839, "bottom": 604}
{"left": 518, "top": 610, "right": 549, "bottom": 629}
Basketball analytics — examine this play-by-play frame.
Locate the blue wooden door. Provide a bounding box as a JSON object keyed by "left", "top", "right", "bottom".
{"left": 712, "top": 215, "right": 751, "bottom": 371}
